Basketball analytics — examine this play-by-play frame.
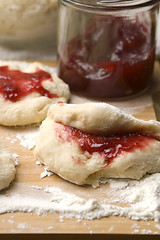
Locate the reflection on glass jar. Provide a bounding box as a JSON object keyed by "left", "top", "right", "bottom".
{"left": 57, "top": 0, "right": 160, "bottom": 98}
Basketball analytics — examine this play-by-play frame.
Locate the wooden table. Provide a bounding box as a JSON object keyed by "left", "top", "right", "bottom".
{"left": 0, "top": 60, "right": 160, "bottom": 238}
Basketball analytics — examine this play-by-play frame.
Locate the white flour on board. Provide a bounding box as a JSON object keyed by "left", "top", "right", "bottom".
{"left": 11, "top": 153, "right": 19, "bottom": 166}
{"left": 1, "top": 173, "right": 160, "bottom": 222}
{"left": 16, "top": 128, "right": 39, "bottom": 150}
{"left": 4, "top": 125, "right": 39, "bottom": 150}
{"left": 40, "top": 166, "right": 53, "bottom": 179}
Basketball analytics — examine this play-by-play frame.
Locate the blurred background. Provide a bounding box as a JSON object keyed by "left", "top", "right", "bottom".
{"left": 0, "top": 0, "right": 57, "bottom": 60}
{"left": 156, "top": 4, "right": 160, "bottom": 58}
{"left": 0, "top": 0, "right": 159, "bottom": 62}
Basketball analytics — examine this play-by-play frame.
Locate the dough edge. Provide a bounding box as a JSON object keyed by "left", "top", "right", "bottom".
{"left": 0, "top": 141, "right": 16, "bottom": 191}
{"left": 0, "top": 60, "right": 70, "bottom": 126}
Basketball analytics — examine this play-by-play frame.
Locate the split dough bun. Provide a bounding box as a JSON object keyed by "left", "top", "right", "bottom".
{"left": 35, "top": 103, "right": 160, "bottom": 187}
{"left": 0, "top": 60, "right": 70, "bottom": 126}
{"left": 0, "top": 141, "right": 16, "bottom": 191}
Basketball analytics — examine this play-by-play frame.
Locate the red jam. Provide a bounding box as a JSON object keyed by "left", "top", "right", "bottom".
{"left": 0, "top": 66, "right": 58, "bottom": 102}
{"left": 58, "top": 16, "right": 155, "bottom": 98}
{"left": 56, "top": 124, "right": 155, "bottom": 167}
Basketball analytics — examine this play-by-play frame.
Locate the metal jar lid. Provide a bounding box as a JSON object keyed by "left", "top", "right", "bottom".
{"left": 60, "top": 0, "right": 160, "bottom": 11}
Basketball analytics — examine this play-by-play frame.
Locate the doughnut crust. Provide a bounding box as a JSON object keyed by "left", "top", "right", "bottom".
{"left": 34, "top": 103, "right": 160, "bottom": 187}
{"left": 0, "top": 60, "right": 70, "bottom": 126}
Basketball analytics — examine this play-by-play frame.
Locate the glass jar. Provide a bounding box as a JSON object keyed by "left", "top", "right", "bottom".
{"left": 57, "top": 0, "right": 160, "bottom": 99}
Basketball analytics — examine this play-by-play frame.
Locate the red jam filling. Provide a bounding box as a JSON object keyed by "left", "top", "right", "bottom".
{"left": 0, "top": 66, "right": 58, "bottom": 102}
{"left": 56, "top": 124, "right": 155, "bottom": 167}
{"left": 58, "top": 16, "right": 155, "bottom": 98}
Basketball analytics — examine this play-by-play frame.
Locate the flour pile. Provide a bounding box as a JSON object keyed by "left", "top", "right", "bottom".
{"left": 1, "top": 173, "right": 160, "bottom": 222}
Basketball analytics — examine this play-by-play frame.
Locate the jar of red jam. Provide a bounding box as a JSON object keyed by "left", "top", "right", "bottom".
{"left": 57, "top": 0, "right": 160, "bottom": 98}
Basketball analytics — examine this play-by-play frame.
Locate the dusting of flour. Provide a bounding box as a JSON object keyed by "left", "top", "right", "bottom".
{"left": 1, "top": 174, "right": 160, "bottom": 222}
{"left": 15, "top": 126, "right": 39, "bottom": 150}
{"left": 11, "top": 153, "right": 19, "bottom": 166}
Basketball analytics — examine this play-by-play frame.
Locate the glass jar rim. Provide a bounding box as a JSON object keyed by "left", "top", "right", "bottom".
{"left": 61, "top": 0, "right": 160, "bottom": 11}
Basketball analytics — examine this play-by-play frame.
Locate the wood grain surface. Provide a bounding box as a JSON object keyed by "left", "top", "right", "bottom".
{"left": 0, "top": 60, "right": 160, "bottom": 237}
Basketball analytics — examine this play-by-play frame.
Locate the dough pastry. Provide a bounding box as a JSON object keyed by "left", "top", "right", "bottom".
{"left": 34, "top": 103, "right": 160, "bottom": 187}
{"left": 0, "top": 141, "right": 16, "bottom": 191}
{"left": 0, "top": 60, "right": 70, "bottom": 126}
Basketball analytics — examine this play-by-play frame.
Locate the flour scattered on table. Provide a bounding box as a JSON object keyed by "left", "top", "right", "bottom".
{"left": 156, "top": 224, "right": 160, "bottom": 230}
{"left": 132, "top": 229, "right": 140, "bottom": 234}
{"left": 59, "top": 215, "right": 64, "bottom": 222}
{"left": 40, "top": 167, "right": 53, "bottom": 179}
{"left": 16, "top": 126, "right": 39, "bottom": 150}
{"left": 108, "top": 226, "right": 114, "bottom": 232}
{"left": 11, "top": 153, "right": 19, "bottom": 166}
{"left": 141, "top": 229, "right": 153, "bottom": 234}
{"left": 8, "top": 219, "right": 14, "bottom": 224}
{"left": 6, "top": 137, "right": 17, "bottom": 144}
{"left": 36, "top": 160, "right": 42, "bottom": 165}
{"left": 35, "top": 160, "right": 54, "bottom": 179}
{"left": 17, "top": 223, "right": 28, "bottom": 229}
{"left": 131, "top": 223, "right": 140, "bottom": 229}
{"left": 47, "top": 226, "right": 54, "bottom": 230}
{"left": 1, "top": 173, "right": 160, "bottom": 225}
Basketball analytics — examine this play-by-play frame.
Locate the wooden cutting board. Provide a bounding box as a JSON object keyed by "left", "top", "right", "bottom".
{"left": 0, "top": 60, "right": 159, "bottom": 236}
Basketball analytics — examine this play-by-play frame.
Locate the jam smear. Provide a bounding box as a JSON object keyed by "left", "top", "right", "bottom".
{"left": 58, "top": 16, "right": 155, "bottom": 98}
{"left": 57, "top": 124, "right": 155, "bottom": 167}
{"left": 0, "top": 66, "right": 58, "bottom": 102}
